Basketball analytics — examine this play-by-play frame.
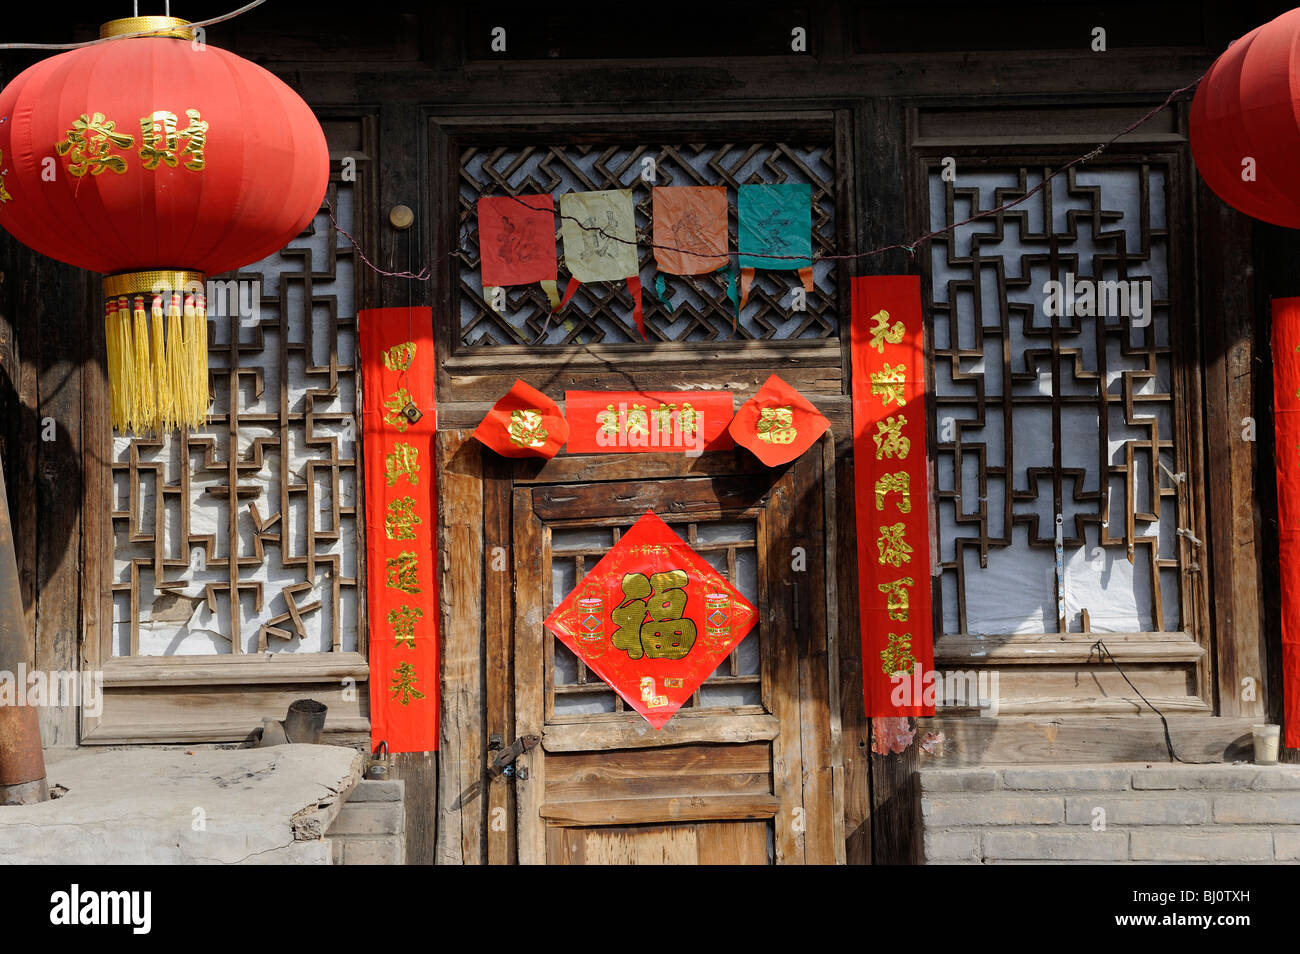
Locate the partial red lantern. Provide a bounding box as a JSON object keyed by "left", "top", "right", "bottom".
{"left": 1190, "top": 10, "right": 1300, "bottom": 228}
{"left": 0, "top": 16, "right": 329, "bottom": 432}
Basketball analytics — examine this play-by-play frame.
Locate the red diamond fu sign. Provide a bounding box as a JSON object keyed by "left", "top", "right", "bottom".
{"left": 544, "top": 511, "right": 759, "bottom": 729}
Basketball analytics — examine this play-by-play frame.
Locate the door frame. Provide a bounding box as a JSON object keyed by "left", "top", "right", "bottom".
{"left": 492, "top": 434, "right": 845, "bottom": 864}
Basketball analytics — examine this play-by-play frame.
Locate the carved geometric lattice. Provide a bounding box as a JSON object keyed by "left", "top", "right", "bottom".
{"left": 458, "top": 142, "right": 838, "bottom": 345}
{"left": 926, "top": 161, "right": 1188, "bottom": 637}
{"left": 111, "top": 180, "right": 361, "bottom": 656}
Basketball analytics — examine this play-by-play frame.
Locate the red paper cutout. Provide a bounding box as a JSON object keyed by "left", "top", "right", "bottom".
{"left": 728, "top": 373, "right": 830, "bottom": 466}
{"left": 360, "top": 307, "right": 440, "bottom": 753}
{"left": 472, "top": 379, "right": 569, "bottom": 459}
{"left": 544, "top": 511, "right": 758, "bottom": 729}
{"left": 1272, "top": 297, "right": 1300, "bottom": 748}
{"left": 564, "top": 391, "right": 734, "bottom": 454}
{"left": 851, "top": 276, "right": 935, "bottom": 718}
{"left": 476, "top": 195, "right": 558, "bottom": 287}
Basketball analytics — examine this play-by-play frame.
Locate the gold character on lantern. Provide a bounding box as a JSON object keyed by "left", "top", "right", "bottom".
{"left": 871, "top": 363, "right": 907, "bottom": 407}
{"left": 384, "top": 496, "right": 422, "bottom": 540}
{"left": 868, "top": 309, "right": 906, "bottom": 353}
{"left": 873, "top": 415, "right": 911, "bottom": 460}
{"left": 874, "top": 472, "right": 911, "bottom": 513}
{"left": 878, "top": 577, "right": 913, "bottom": 622}
{"left": 385, "top": 551, "right": 421, "bottom": 594}
{"left": 387, "top": 605, "right": 423, "bottom": 649}
{"left": 0, "top": 150, "right": 11, "bottom": 204}
{"left": 508, "top": 409, "right": 548, "bottom": 449}
{"left": 55, "top": 112, "right": 135, "bottom": 176}
{"left": 756, "top": 406, "right": 796, "bottom": 444}
{"left": 138, "top": 108, "right": 208, "bottom": 171}
{"left": 390, "top": 661, "right": 426, "bottom": 705}
{"left": 880, "top": 632, "right": 917, "bottom": 676}
{"left": 385, "top": 441, "right": 419, "bottom": 486}
{"left": 382, "top": 340, "right": 416, "bottom": 372}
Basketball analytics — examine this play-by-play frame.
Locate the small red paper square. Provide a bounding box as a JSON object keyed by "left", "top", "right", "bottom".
{"left": 544, "top": 511, "right": 758, "bottom": 729}
{"left": 477, "top": 195, "right": 558, "bottom": 287}
{"left": 472, "top": 379, "right": 569, "bottom": 459}
{"left": 728, "top": 373, "right": 830, "bottom": 466}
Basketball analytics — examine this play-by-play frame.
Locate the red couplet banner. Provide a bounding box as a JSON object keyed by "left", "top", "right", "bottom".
{"left": 564, "top": 391, "right": 734, "bottom": 454}
{"left": 1272, "top": 298, "right": 1300, "bottom": 748}
{"left": 543, "top": 511, "right": 757, "bottom": 729}
{"left": 360, "top": 307, "right": 440, "bottom": 753}
{"left": 850, "top": 276, "right": 935, "bottom": 717}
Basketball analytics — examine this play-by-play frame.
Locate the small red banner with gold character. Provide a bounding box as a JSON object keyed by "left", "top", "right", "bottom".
{"left": 727, "top": 373, "right": 830, "bottom": 467}
{"left": 544, "top": 511, "right": 758, "bottom": 729}
{"left": 360, "top": 307, "right": 440, "bottom": 753}
{"left": 472, "top": 378, "right": 569, "bottom": 459}
{"left": 851, "top": 276, "right": 935, "bottom": 717}
{"left": 564, "top": 390, "right": 733, "bottom": 454}
{"left": 1272, "top": 297, "right": 1300, "bottom": 748}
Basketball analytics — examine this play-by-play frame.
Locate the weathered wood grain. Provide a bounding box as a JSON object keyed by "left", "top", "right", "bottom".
{"left": 436, "top": 431, "right": 486, "bottom": 864}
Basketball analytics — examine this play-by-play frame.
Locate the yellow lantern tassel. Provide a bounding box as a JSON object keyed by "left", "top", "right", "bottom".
{"left": 105, "top": 299, "right": 122, "bottom": 432}
{"left": 180, "top": 293, "right": 209, "bottom": 429}
{"left": 165, "top": 293, "right": 188, "bottom": 430}
{"left": 114, "top": 295, "right": 135, "bottom": 433}
{"left": 130, "top": 295, "right": 155, "bottom": 433}
{"left": 150, "top": 295, "right": 174, "bottom": 431}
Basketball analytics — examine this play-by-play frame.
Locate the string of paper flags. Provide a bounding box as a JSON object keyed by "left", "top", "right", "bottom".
{"left": 326, "top": 70, "right": 1202, "bottom": 340}
{"left": 478, "top": 184, "right": 817, "bottom": 339}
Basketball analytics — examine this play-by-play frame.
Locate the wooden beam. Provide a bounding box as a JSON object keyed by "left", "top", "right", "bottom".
{"left": 540, "top": 794, "right": 780, "bottom": 827}
{"left": 1199, "top": 181, "right": 1267, "bottom": 721}
{"left": 917, "top": 715, "right": 1259, "bottom": 765}
{"left": 541, "top": 713, "right": 780, "bottom": 752}
{"left": 435, "top": 430, "right": 486, "bottom": 864}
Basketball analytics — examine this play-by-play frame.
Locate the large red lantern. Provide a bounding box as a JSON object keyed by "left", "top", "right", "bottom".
{"left": 0, "top": 16, "right": 329, "bottom": 431}
{"left": 1191, "top": 9, "right": 1300, "bottom": 228}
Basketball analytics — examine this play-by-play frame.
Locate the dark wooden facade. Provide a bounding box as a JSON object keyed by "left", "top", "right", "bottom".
{"left": 3, "top": 0, "right": 1298, "bottom": 864}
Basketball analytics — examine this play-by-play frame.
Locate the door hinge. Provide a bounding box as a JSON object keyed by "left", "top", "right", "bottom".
{"left": 487, "top": 734, "right": 540, "bottom": 781}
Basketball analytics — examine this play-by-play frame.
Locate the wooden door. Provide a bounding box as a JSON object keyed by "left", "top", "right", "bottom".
{"left": 504, "top": 447, "right": 842, "bottom": 864}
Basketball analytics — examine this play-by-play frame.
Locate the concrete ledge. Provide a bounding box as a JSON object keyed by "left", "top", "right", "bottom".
{"left": 0, "top": 745, "right": 363, "bottom": 864}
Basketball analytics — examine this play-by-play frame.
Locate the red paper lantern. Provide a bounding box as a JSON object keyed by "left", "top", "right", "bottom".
{"left": 0, "top": 16, "right": 329, "bottom": 431}
{"left": 1191, "top": 10, "right": 1300, "bottom": 228}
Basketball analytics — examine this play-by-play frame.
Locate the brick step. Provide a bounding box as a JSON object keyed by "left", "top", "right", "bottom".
{"left": 926, "top": 825, "right": 1299, "bottom": 863}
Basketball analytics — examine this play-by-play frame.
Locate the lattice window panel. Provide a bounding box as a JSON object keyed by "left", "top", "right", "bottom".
{"left": 458, "top": 142, "right": 838, "bottom": 345}
{"left": 548, "top": 519, "right": 762, "bottom": 719}
{"left": 925, "top": 161, "right": 1191, "bottom": 637}
{"left": 111, "top": 181, "right": 362, "bottom": 657}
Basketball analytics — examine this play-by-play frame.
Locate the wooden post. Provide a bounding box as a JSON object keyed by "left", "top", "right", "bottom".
{"left": 0, "top": 456, "right": 48, "bottom": 805}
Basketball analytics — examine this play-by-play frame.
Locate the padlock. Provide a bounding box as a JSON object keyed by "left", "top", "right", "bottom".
{"left": 402, "top": 401, "right": 423, "bottom": 424}
{"left": 366, "top": 740, "right": 390, "bottom": 780}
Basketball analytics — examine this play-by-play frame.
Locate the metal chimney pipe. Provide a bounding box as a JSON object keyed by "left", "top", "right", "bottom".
{"left": 0, "top": 459, "right": 48, "bottom": 805}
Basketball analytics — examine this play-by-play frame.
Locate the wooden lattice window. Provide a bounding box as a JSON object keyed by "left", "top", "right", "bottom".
{"left": 548, "top": 519, "right": 763, "bottom": 720}
{"left": 109, "top": 179, "right": 363, "bottom": 660}
{"left": 457, "top": 141, "right": 838, "bottom": 346}
{"left": 920, "top": 152, "right": 1211, "bottom": 712}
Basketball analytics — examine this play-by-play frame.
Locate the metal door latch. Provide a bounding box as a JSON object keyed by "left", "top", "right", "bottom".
{"left": 487, "top": 734, "right": 539, "bottom": 781}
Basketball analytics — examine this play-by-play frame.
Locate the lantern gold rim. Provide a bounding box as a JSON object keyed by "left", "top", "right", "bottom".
{"left": 103, "top": 270, "right": 206, "bottom": 299}
{"left": 98, "top": 16, "right": 195, "bottom": 41}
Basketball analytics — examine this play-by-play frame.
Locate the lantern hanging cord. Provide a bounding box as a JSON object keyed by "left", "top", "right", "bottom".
{"left": 328, "top": 71, "right": 1205, "bottom": 283}
{"left": 0, "top": 0, "right": 267, "bottom": 48}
